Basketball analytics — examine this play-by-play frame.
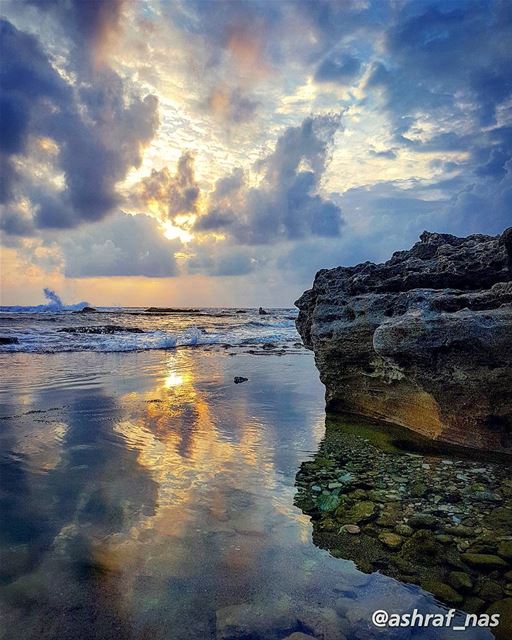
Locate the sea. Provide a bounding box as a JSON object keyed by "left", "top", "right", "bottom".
{"left": 0, "top": 294, "right": 494, "bottom": 639}
{"left": 0, "top": 297, "right": 298, "bottom": 354}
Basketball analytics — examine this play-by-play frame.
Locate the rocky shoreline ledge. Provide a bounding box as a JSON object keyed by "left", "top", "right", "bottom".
{"left": 295, "top": 228, "right": 512, "bottom": 453}
{"left": 295, "top": 416, "right": 512, "bottom": 638}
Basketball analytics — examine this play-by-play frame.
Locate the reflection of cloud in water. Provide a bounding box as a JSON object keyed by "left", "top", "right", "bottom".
{"left": 0, "top": 350, "right": 493, "bottom": 639}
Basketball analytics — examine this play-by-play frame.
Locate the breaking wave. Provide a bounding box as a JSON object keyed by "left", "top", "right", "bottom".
{"left": 0, "top": 306, "right": 300, "bottom": 353}
{"left": 0, "top": 288, "right": 90, "bottom": 313}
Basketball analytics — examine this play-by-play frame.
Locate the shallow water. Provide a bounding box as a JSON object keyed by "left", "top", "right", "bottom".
{"left": 0, "top": 349, "right": 494, "bottom": 639}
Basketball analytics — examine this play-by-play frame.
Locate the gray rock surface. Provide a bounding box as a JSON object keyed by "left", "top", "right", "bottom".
{"left": 295, "top": 228, "right": 512, "bottom": 452}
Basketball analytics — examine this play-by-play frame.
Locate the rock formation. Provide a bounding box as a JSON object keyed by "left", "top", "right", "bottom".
{"left": 295, "top": 228, "right": 512, "bottom": 453}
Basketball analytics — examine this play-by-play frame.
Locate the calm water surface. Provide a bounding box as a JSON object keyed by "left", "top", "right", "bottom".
{"left": 0, "top": 349, "right": 493, "bottom": 639}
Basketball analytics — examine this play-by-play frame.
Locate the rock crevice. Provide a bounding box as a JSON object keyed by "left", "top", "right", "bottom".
{"left": 295, "top": 228, "right": 512, "bottom": 453}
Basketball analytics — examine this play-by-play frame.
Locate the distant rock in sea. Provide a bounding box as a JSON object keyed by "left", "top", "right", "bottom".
{"left": 258, "top": 307, "right": 268, "bottom": 315}
{"left": 146, "top": 307, "right": 200, "bottom": 313}
{"left": 295, "top": 228, "right": 512, "bottom": 453}
{"left": 74, "top": 306, "right": 97, "bottom": 313}
{"left": 0, "top": 337, "right": 18, "bottom": 345}
{"left": 57, "top": 325, "right": 144, "bottom": 334}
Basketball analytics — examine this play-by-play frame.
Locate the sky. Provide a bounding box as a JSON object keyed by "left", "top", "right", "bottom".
{"left": 0, "top": 0, "right": 511, "bottom": 307}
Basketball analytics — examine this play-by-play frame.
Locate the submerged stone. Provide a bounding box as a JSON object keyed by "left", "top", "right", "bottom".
{"left": 378, "top": 532, "right": 403, "bottom": 550}
{"left": 341, "top": 501, "right": 376, "bottom": 524}
{"left": 477, "top": 579, "right": 504, "bottom": 602}
{"left": 294, "top": 413, "right": 512, "bottom": 618}
{"left": 341, "top": 524, "right": 360, "bottom": 535}
{"left": 407, "top": 514, "right": 438, "bottom": 529}
{"left": 462, "top": 553, "right": 509, "bottom": 570}
{"left": 463, "top": 597, "right": 486, "bottom": 614}
{"left": 448, "top": 571, "right": 473, "bottom": 593}
{"left": 485, "top": 598, "right": 512, "bottom": 640}
{"left": 443, "top": 525, "right": 474, "bottom": 538}
{"left": 498, "top": 541, "right": 512, "bottom": 561}
{"left": 316, "top": 493, "right": 341, "bottom": 513}
{"left": 486, "top": 507, "right": 512, "bottom": 529}
{"left": 421, "top": 579, "right": 463, "bottom": 605}
{"left": 395, "top": 524, "right": 413, "bottom": 537}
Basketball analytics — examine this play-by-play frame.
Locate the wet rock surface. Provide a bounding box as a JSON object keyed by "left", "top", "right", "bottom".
{"left": 295, "top": 416, "right": 512, "bottom": 631}
{"left": 57, "top": 325, "right": 145, "bottom": 334}
{"left": 295, "top": 228, "right": 512, "bottom": 453}
{"left": 73, "top": 306, "right": 97, "bottom": 313}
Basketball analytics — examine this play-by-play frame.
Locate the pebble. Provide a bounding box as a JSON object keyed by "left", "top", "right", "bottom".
{"left": 294, "top": 423, "right": 512, "bottom": 618}
{"left": 341, "top": 524, "right": 361, "bottom": 535}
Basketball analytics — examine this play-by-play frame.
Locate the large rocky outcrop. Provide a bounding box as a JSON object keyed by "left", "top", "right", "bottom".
{"left": 295, "top": 228, "right": 512, "bottom": 453}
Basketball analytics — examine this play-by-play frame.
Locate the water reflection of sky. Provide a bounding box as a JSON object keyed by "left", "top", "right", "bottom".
{"left": 0, "top": 350, "right": 493, "bottom": 639}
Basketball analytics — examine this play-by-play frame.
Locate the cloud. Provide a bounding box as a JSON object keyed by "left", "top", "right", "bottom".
{"left": 367, "top": 1, "right": 512, "bottom": 140}
{"left": 2, "top": 0, "right": 511, "bottom": 303}
{"left": 0, "top": 203, "right": 36, "bottom": 237}
{"left": 368, "top": 148, "right": 397, "bottom": 160}
{"left": 207, "top": 87, "right": 260, "bottom": 123}
{"left": 59, "top": 212, "right": 179, "bottom": 278}
{"left": 315, "top": 53, "right": 362, "bottom": 84}
{"left": 194, "top": 208, "right": 235, "bottom": 232}
{"left": 160, "top": 0, "right": 379, "bottom": 126}
{"left": 186, "top": 243, "right": 260, "bottom": 277}
{"left": 195, "top": 114, "right": 345, "bottom": 244}
{"left": 0, "top": 15, "right": 159, "bottom": 237}
{"left": 25, "top": 0, "right": 126, "bottom": 65}
{"left": 132, "top": 152, "right": 200, "bottom": 221}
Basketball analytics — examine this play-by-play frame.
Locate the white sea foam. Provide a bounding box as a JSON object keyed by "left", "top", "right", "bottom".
{"left": 0, "top": 312, "right": 299, "bottom": 353}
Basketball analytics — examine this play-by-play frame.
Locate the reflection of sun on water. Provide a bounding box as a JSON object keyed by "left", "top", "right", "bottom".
{"left": 164, "top": 370, "right": 185, "bottom": 388}
{"left": 109, "top": 350, "right": 311, "bottom": 600}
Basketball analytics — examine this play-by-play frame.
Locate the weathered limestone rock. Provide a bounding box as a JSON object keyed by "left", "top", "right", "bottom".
{"left": 295, "top": 228, "right": 512, "bottom": 452}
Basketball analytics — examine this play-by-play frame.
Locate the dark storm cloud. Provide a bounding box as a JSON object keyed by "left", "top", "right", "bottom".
{"left": 0, "top": 204, "right": 36, "bottom": 237}
{"left": 474, "top": 126, "right": 512, "bottom": 181}
{"left": 0, "top": 18, "right": 69, "bottom": 208}
{"left": 60, "top": 212, "right": 179, "bottom": 278}
{"left": 195, "top": 114, "right": 345, "bottom": 244}
{"left": 0, "top": 13, "right": 159, "bottom": 237}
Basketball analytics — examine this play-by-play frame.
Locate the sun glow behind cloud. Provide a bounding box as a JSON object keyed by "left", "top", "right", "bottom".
{"left": 161, "top": 219, "right": 194, "bottom": 244}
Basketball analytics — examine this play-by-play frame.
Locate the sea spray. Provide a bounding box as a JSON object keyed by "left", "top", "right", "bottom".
{"left": 0, "top": 288, "right": 90, "bottom": 313}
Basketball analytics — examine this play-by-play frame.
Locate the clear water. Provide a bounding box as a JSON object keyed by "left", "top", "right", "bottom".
{"left": 0, "top": 347, "right": 493, "bottom": 639}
